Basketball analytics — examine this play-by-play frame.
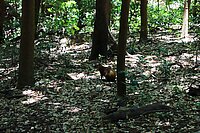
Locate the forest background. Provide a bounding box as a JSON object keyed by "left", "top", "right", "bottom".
{"left": 0, "top": 0, "right": 199, "bottom": 132}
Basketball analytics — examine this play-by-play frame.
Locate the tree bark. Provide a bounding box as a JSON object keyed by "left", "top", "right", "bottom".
{"left": 181, "top": 0, "right": 191, "bottom": 38}
{"left": 140, "top": 0, "right": 148, "bottom": 42}
{"left": 89, "top": 0, "right": 111, "bottom": 60}
{"left": 117, "top": 0, "right": 130, "bottom": 97}
{"left": 18, "top": 0, "right": 35, "bottom": 88}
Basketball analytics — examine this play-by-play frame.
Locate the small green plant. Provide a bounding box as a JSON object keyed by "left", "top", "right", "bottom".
{"left": 158, "top": 60, "right": 172, "bottom": 81}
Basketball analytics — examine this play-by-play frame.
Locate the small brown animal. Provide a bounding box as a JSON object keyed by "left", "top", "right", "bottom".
{"left": 97, "top": 64, "right": 116, "bottom": 82}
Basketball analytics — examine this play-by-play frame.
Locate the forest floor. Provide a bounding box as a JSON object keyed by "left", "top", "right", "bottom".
{"left": 0, "top": 32, "right": 199, "bottom": 133}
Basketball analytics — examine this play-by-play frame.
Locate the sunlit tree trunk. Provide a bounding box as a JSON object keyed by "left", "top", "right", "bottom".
{"left": 140, "top": 0, "right": 148, "bottom": 42}
{"left": 89, "top": 0, "right": 111, "bottom": 60}
{"left": 0, "top": 0, "right": 6, "bottom": 44}
{"left": 18, "top": 0, "right": 35, "bottom": 88}
{"left": 117, "top": 0, "right": 130, "bottom": 97}
{"left": 181, "top": 0, "right": 191, "bottom": 38}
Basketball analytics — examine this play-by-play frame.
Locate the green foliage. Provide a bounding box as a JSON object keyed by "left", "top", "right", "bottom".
{"left": 111, "top": 0, "right": 141, "bottom": 33}
{"left": 76, "top": 0, "right": 95, "bottom": 31}
{"left": 126, "top": 56, "right": 149, "bottom": 91}
{"left": 111, "top": 1, "right": 185, "bottom": 34}
{"left": 4, "top": 0, "right": 21, "bottom": 41}
{"left": 5, "top": 0, "right": 194, "bottom": 40}
{"left": 43, "top": 0, "right": 79, "bottom": 35}
{"left": 129, "top": 1, "right": 141, "bottom": 33}
{"left": 191, "top": 1, "right": 200, "bottom": 25}
{"left": 148, "top": 2, "right": 182, "bottom": 30}
{"left": 172, "top": 85, "right": 182, "bottom": 95}
{"left": 110, "top": 0, "right": 122, "bottom": 30}
{"left": 127, "top": 43, "right": 139, "bottom": 54}
{"left": 158, "top": 60, "right": 172, "bottom": 80}
{"left": 42, "top": 0, "right": 95, "bottom": 35}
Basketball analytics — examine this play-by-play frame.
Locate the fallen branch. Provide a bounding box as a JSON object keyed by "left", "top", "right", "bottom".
{"left": 103, "top": 103, "right": 173, "bottom": 123}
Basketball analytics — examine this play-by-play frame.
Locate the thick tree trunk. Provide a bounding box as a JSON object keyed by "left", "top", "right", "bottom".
{"left": 89, "top": 0, "right": 111, "bottom": 60}
{"left": 117, "top": 0, "right": 130, "bottom": 97}
{"left": 140, "top": 0, "right": 148, "bottom": 42}
{"left": 18, "top": 0, "right": 35, "bottom": 88}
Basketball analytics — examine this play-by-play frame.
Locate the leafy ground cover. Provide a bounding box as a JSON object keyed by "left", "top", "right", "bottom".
{"left": 0, "top": 32, "right": 199, "bottom": 132}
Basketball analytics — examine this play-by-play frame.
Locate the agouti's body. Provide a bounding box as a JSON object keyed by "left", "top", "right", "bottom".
{"left": 98, "top": 64, "right": 116, "bottom": 82}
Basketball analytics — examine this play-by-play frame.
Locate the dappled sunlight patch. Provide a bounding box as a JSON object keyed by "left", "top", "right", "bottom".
{"left": 128, "top": 91, "right": 140, "bottom": 96}
{"left": 99, "top": 99, "right": 110, "bottom": 103}
{"left": 181, "top": 36, "right": 196, "bottom": 43}
{"left": 57, "top": 40, "right": 91, "bottom": 55}
{"left": 66, "top": 106, "right": 82, "bottom": 113}
{"left": 47, "top": 102, "right": 61, "bottom": 106}
{"left": 155, "top": 121, "right": 171, "bottom": 126}
{"left": 143, "top": 69, "right": 156, "bottom": 77}
{"left": 68, "top": 72, "right": 86, "bottom": 80}
{"left": 69, "top": 44, "right": 91, "bottom": 51}
{"left": 180, "top": 53, "right": 199, "bottom": 65}
{"left": 126, "top": 54, "right": 141, "bottom": 66}
{"left": 45, "top": 102, "right": 81, "bottom": 112}
{"left": 22, "top": 89, "right": 48, "bottom": 104}
{"left": 68, "top": 71, "right": 99, "bottom": 80}
{"left": 71, "top": 58, "right": 89, "bottom": 65}
{"left": 165, "top": 56, "right": 177, "bottom": 62}
{"left": 86, "top": 75, "right": 98, "bottom": 80}
{"left": 144, "top": 55, "right": 158, "bottom": 61}
{"left": 153, "top": 32, "right": 197, "bottom": 43}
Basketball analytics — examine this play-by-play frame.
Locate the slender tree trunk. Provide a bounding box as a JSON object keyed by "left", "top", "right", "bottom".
{"left": 18, "top": 0, "right": 35, "bottom": 88}
{"left": 140, "top": 0, "right": 148, "bottom": 42}
{"left": 89, "top": 0, "right": 111, "bottom": 60}
{"left": 117, "top": 0, "right": 131, "bottom": 97}
{"left": 0, "top": 0, "right": 6, "bottom": 44}
{"left": 181, "top": 0, "right": 191, "bottom": 38}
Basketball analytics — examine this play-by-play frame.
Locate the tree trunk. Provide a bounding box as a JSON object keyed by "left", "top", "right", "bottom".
{"left": 181, "top": 0, "right": 191, "bottom": 38}
{"left": 140, "top": 0, "right": 148, "bottom": 42}
{"left": 89, "top": 0, "right": 111, "bottom": 60}
{"left": 117, "top": 0, "right": 131, "bottom": 97}
{"left": 0, "top": 0, "right": 5, "bottom": 44}
{"left": 18, "top": 0, "right": 35, "bottom": 88}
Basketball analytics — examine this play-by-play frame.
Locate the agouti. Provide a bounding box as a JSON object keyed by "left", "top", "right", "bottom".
{"left": 97, "top": 64, "right": 116, "bottom": 82}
